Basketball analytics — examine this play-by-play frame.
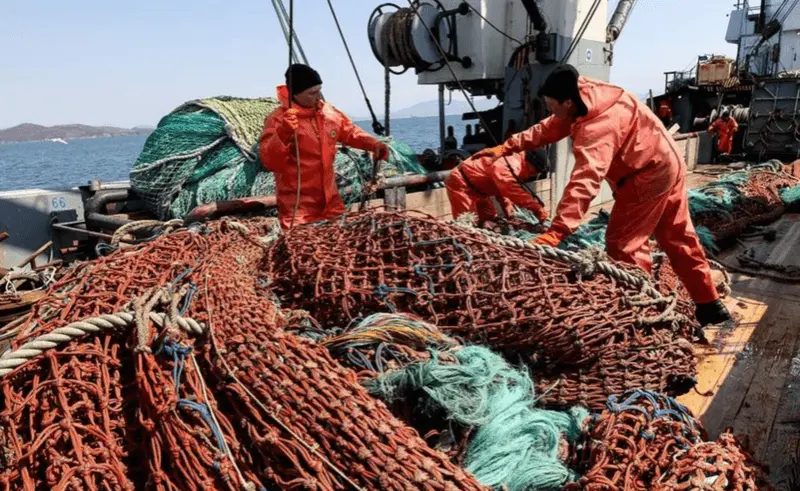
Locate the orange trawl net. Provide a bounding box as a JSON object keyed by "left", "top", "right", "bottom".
{"left": 565, "top": 391, "right": 768, "bottom": 491}
{"left": 265, "top": 210, "right": 700, "bottom": 405}
{"left": 0, "top": 218, "right": 484, "bottom": 490}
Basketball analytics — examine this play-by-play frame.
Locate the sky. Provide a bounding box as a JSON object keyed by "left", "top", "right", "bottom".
{"left": 0, "top": 0, "right": 738, "bottom": 129}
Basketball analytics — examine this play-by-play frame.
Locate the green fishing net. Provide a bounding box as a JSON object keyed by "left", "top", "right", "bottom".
{"left": 130, "top": 96, "right": 426, "bottom": 220}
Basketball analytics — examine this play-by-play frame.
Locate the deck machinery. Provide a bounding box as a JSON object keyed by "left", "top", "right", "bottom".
{"left": 366, "top": 0, "right": 639, "bottom": 206}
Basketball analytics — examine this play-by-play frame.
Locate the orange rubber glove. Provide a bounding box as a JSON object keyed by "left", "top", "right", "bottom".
{"left": 276, "top": 108, "right": 300, "bottom": 143}
{"left": 373, "top": 141, "right": 390, "bottom": 161}
{"left": 531, "top": 229, "right": 566, "bottom": 247}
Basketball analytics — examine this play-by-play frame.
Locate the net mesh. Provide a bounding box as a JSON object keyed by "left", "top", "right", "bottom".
{"left": 0, "top": 218, "right": 484, "bottom": 490}
{"left": 265, "top": 209, "right": 701, "bottom": 410}
{"left": 566, "top": 391, "right": 768, "bottom": 491}
{"left": 511, "top": 162, "right": 800, "bottom": 254}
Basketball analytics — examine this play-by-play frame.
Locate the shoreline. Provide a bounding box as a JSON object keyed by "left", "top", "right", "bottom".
{"left": 0, "top": 133, "right": 151, "bottom": 145}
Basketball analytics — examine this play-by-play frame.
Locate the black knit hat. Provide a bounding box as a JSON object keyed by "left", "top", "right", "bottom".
{"left": 285, "top": 64, "right": 322, "bottom": 96}
{"left": 538, "top": 64, "right": 581, "bottom": 103}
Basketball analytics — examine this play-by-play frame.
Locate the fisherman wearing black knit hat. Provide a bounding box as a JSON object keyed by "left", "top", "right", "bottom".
{"left": 471, "top": 63, "right": 731, "bottom": 327}
{"left": 536, "top": 64, "right": 588, "bottom": 120}
{"left": 259, "top": 64, "right": 390, "bottom": 229}
{"left": 285, "top": 63, "right": 323, "bottom": 107}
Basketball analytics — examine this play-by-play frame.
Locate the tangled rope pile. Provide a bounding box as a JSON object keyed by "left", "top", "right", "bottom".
{"left": 567, "top": 391, "right": 767, "bottom": 490}
{"left": 690, "top": 161, "right": 800, "bottom": 250}
{"left": 0, "top": 218, "right": 486, "bottom": 490}
{"left": 0, "top": 265, "right": 64, "bottom": 343}
{"left": 297, "top": 312, "right": 765, "bottom": 491}
{"left": 267, "top": 209, "right": 701, "bottom": 411}
{"left": 0, "top": 210, "right": 773, "bottom": 489}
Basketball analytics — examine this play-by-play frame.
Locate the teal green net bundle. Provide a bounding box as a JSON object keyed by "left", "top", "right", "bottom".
{"left": 130, "top": 97, "right": 426, "bottom": 220}
{"left": 512, "top": 161, "right": 800, "bottom": 254}
{"left": 365, "top": 345, "right": 588, "bottom": 491}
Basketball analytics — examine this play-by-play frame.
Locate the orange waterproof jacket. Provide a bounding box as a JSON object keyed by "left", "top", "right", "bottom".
{"left": 657, "top": 100, "right": 672, "bottom": 119}
{"left": 502, "top": 76, "right": 685, "bottom": 234}
{"left": 708, "top": 117, "right": 738, "bottom": 152}
{"left": 259, "top": 85, "right": 381, "bottom": 229}
{"left": 457, "top": 152, "right": 546, "bottom": 216}
{"left": 708, "top": 118, "right": 738, "bottom": 139}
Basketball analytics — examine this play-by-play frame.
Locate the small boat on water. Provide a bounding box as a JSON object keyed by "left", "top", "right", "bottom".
{"left": 48, "top": 138, "right": 67, "bottom": 144}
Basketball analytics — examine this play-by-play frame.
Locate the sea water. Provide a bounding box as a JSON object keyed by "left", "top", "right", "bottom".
{"left": 0, "top": 115, "right": 466, "bottom": 192}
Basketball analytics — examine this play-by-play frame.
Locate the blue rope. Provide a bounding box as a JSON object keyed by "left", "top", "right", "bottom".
{"left": 157, "top": 338, "right": 230, "bottom": 463}
{"left": 373, "top": 284, "right": 417, "bottom": 312}
{"left": 179, "top": 283, "right": 197, "bottom": 315}
{"left": 169, "top": 267, "right": 194, "bottom": 290}
{"left": 176, "top": 399, "right": 228, "bottom": 451}
{"left": 412, "top": 264, "right": 456, "bottom": 295}
{"left": 95, "top": 242, "right": 118, "bottom": 257}
{"left": 605, "top": 390, "right": 697, "bottom": 448}
{"left": 415, "top": 237, "right": 473, "bottom": 263}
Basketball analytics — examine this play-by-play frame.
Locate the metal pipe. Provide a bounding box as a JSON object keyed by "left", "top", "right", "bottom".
{"left": 438, "top": 84, "right": 446, "bottom": 158}
{"left": 16, "top": 241, "right": 52, "bottom": 269}
{"left": 673, "top": 131, "right": 707, "bottom": 141}
{"left": 185, "top": 171, "right": 453, "bottom": 223}
{"left": 84, "top": 189, "right": 135, "bottom": 231}
{"left": 88, "top": 180, "right": 131, "bottom": 192}
{"left": 606, "top": 0, "right": 638, "bottom": 43}
{"left": 51, "top": 221, "right": 115, "bottom": 240}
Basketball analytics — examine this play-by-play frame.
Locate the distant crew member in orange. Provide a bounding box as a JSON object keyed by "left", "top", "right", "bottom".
{"left": 472, "top": 64, "right": 731, "bottom": 326}
{"left": 445, "top": 150, "right": 549, "bottom": 225}
{"left": 657, "top": 99, "right": 673, "bottom": 127}
{"left": 259, "top": 64, "right": 389, "bottom": 230}
{"left": 708, "top": 111, "right": 739, "bottom": 155}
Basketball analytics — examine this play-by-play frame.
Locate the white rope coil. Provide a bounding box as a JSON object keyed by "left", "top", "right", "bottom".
{"left": 0, "top": 311, "right": 205, "bottom": 378}
{"left": 450, "top": 221, "right": 663, "bottom": 300}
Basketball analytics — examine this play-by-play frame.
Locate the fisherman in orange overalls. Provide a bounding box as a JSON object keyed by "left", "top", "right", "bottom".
{"left": 473, "top": 64, "right": 731, "bottom": 326}
{"left": 657, "top": 99, "right": 673, "bottom": 128}
{"left": 708, "top": 111, "right": 739, "bottom": 156}
{"left": 445, "top": 150, "right": 549, "bottom": 225}
{"left": 259, "top": 64, "right": 389, "bottom": 230}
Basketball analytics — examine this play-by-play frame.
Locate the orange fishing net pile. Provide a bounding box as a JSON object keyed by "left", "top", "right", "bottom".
{"left": 0, "top": 209, "right": 769, "bottom": 490}
{"left": 0, "top": 218, "right": 483, "bottom": 490}
{"left": 266, "top": 210, "right": 701, "bottom": 411}
{"left": 567, "top": 391, "right": 768, "bottom": 491}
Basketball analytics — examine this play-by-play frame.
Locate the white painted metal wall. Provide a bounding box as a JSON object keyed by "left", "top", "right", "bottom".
{"left": 727, "top": 0, "right": 800, "bottom": 74}
{"left": 417, "top": 0, "right": 528, "bottom": 85}
{"left": 417, "top": 0, "right": 608, "bottom": 85}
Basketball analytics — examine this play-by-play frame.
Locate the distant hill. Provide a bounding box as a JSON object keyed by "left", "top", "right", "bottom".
{"left": 0, "top": 123, "right": 153, "bottom": 143}
{"left": 354, "top": 98, "right": 498, "bottom": 121}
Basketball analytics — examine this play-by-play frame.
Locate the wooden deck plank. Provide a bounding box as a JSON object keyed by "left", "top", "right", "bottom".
{"left": 728, "top": 299, "right": 800, "bottom": 458}
{"left": 711, "top": 217, "right": 800, "bottom": 306}
{"left": 677, "top": 296, "right": 767, "bottom": 420}
{"left": 762, "top": 309, "right": 800, "bottom": 491}
{"left": 676, "top": 206, "right": 800, "bottom": 487}
{"left": 735, "top": 215, "right": 800, "bottom": 298}
{"left": 406, "top": 188, "right": 452, "bottom": 220}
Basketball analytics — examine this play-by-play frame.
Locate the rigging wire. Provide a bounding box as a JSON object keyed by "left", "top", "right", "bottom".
{"left": 465, "top": 3, "right": 523, "bottom": 45}
{"left": 271, "top": 0, "right": 309, "bottom": 65}
{"left": 561, "top": 0, "right": 603, "bottom": 64}
{"left": 325, "top": 0, "right": 385, "bottom": 135}
{"left": 743, "top": 0, "right": 799, "bottom": 67}
{"left": 287, "top": 0, "right": 303, "bottom": 231}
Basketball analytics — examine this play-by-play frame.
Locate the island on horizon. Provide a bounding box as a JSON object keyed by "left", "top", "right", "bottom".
{"left": 0, "top": 123, "right": 154, "bottom": 144}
